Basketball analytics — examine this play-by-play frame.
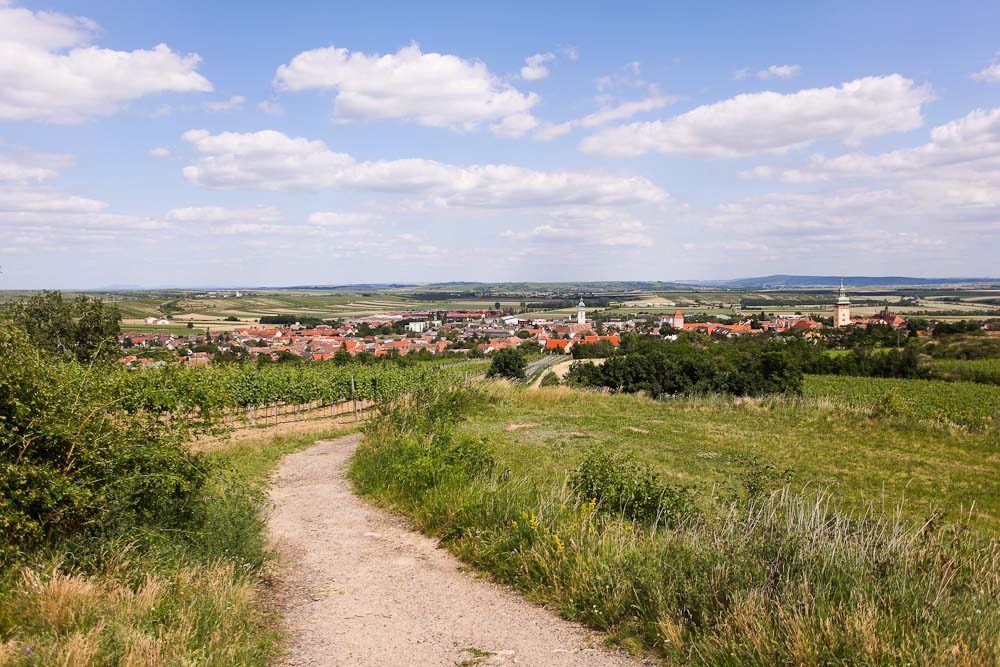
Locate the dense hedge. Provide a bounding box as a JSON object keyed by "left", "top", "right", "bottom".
{"left": 0, "top": 323, "right": 205, "bottom": 567}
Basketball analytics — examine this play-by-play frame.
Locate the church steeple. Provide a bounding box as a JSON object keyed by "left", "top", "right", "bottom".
{"left": 834, "top": 278, "right": 851, "bottom": 327}
{"left": 577, "top": 298, "right": 586, "bottom": 325}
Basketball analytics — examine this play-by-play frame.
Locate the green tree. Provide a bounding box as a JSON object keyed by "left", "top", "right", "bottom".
{"left": 487, "top": 348, "right": 527, "bottom": 380}
{"left": 6, "top": 290, "right": 121, "bottom": 362}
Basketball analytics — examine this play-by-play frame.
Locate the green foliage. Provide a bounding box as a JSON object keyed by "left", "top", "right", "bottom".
{"left": 4, "top": 290, "right": 121, "bottom": 362}
{"left": 571, "top": 340, "right": 617, "bottom": 359}
{"left": 486, "top": 348, "right": 527, "bottom": 380}
{"left": 932, "top": 358, "right": 1000, "bottom": 385}
{"left": 539, "top": 371, "right": 561, "bottom": 387}
{"left": 567, "top": 337, "right": 803, "bottom": 397}
{"left": 0, "top": 322, "right": 205, "bottom": 567}
{"left": 570, "top": 448, "right": 692, "bottom": 524}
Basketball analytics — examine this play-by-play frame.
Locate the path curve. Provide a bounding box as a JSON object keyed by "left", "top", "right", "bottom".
{"left": 268, "top": 434, "right": 649, "bottom": 667}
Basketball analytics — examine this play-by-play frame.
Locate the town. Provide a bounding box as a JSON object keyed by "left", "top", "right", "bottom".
{"left": 117, "top": 284, "right": 937, "bottom": 368}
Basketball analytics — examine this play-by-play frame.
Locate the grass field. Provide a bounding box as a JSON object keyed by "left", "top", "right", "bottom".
{"left": 352, "top": 382, "right": 1000, "bottom": 665}
{"left": 454, "top": 384, "right": 1000, "bottom": 530}
{"left": 802, "top": 374, "right": 1000, "bottom": 431}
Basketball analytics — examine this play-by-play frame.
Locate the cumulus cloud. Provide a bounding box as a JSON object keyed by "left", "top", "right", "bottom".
{"left": 521, "top": 52, "right": 555, "bottom": 80}
{"left": 580, "top": 75, "right": 933, "bottom": 158}
{"left": 274, "top": 43, "right": 539, "bottom": 136}
{"left": 0, "top": 2, "right": 212, "bottom": 123}
{"left": 202, "top": 95, "right": 245, "bottom": 112}
{"left": 757, "top": 64, "right": 801, "bottom": 79}
{"left": 149, "top": 147, "right": 170, "bottom": 158}
{"left": 165, "top": 205, "right": 284, "bottom": 223}
{"left": 534, "top": 93, "right": 675, "bottom": 140}
{"left": 747, "top": 107, "right": 1000, "bottom": 183}
{"left": 181, "top": 129, "right": 669, "bottom": 208}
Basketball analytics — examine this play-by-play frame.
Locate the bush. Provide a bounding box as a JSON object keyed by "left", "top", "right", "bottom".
{"left": 539, "top": 371, "right": 561, "bottom": 387}
{"left": 0, "top": 323, "right": 206, "bottom": 567}
{"left": 486, "top": 348, "right": 527, "bottom": 381}
{"left": 570, "top": 448, "right": 693, "bottom": 524}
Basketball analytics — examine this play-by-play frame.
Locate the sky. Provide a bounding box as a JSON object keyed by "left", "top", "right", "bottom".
{"left": 2, "top": 0, "right": 1000, "bottom": 289}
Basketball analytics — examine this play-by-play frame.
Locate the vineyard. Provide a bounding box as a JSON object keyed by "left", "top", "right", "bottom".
{"left": 802, "top": 374, "right": 1000, "bottom": 430}
{"left": 932, "top": 358, "right": 1000, "bottom": 385}
{"left": 59, "top": 359, "right": 489, "bottom": 437}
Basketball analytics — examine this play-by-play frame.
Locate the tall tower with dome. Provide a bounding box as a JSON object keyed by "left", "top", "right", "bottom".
{"left": 834, "top": 279, "right": 851, "bottom": 327}
{"left": 577, "top": 298, "right": 586, "bottom": 325}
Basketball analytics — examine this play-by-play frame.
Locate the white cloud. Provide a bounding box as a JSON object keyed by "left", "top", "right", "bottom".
{"left": 0, "top": 150, "right": 75, "bottom": 183}
{"left": 258, "top": 98, "right": 285, "bottom": 116}
{"left": 202, "top": 95, "right": 245, "bottom": 112}
{"left": 165, "top": 205, "right": 284, "bottom": 223}
{"left": 683, "top": 241, "right": 769, "bottom": 252}
{"left": 503, "top": 219, "right": 652, "bottom": 247}
{"left": 149, "top": 147, "right": 170, "bottom": 158}
{"left": 732, "top": 68, "right": 749, "bottom": 81}
{"left": 274, "top": 43, "right": 539, "bottom": 136}
{"left": 0, "top": 2, "right": 212, "bottom": 123}
{"left": 596, "top": 61, "right": 644, "bottom": 91}
{"left": 534, "top": 93, "right": 675, "bottom": 140}
{"left": 181, "top": 129, "right": 669, "bottom": 208}
{"left": 580, "top": 75, "right": 933, "bottom": 158}
{"left": 757, "top": 64, "right": 801, "bottom": 79}
{"left": 307, "top": 211, "right": 379, "bottom": 225}
{"left": 972, "top": 60, "right": 1000, "bottom": 84}
{"left": 521, "top": 52, "right": 555, "bottom": 80}
{"left": 749, "top": 107, "right": 1000, "bottom": 183}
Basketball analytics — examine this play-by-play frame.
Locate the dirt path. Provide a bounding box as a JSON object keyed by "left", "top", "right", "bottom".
{"left": 268, "top": 435, "right": 649, "bottom": 667}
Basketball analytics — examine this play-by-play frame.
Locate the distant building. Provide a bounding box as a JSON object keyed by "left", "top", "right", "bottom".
{"left": 834, "top": 280, "right": 851, "bottom": 327}
{"left": 668, "top": 310, "right": 684, "bottom": 329}
{"left": 577, "top": 298, "right": 586, "bottom": 325}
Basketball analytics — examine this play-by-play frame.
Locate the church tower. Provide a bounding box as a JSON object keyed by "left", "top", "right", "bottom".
{"left": 577, "top": 298, "right": 586, "bottom": 325}
{"left": 834, "top": 279, "right": 851, "bottom": 327}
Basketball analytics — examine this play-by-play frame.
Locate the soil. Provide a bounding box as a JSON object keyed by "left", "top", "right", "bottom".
{"left": 268, "top": 434, "right": 649, "bottom": 666}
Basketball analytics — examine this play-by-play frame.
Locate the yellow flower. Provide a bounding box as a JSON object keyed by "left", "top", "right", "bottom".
{"left": 511, "top": 520, "right": 518, "bottom": 529}
{"left": 553, "top": 533, "right": 565, "bottom": 555}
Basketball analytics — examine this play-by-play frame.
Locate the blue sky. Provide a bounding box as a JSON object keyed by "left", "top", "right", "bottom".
{"left": 2, "top": 0, "right": 1000, "bottom": 288}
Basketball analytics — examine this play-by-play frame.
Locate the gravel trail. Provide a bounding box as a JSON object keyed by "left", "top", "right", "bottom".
{"left": 268, "top": 434, "right": 648, "bottom": 667}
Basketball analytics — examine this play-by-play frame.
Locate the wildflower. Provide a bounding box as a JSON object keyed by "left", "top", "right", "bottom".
{"left": 511, "top": 520, "right": 518, "bottom": 529}
{"left": 529, "top": 513, "right": 540, "bottom": 530}
{"left": 553, "top": 533, "right": 565, "bottom": 555}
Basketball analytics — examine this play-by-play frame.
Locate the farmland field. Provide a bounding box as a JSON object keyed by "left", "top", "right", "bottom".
{"left": 802, "top": 374, "right": 1000, "bottom": 430}
{"left": 931, "top": 358, "right": 1000, "bottom": 385}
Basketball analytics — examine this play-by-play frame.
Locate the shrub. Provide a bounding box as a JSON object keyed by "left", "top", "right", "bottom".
{"left": 569, "top": 448, "right": 693, "bottom": 524}
{"left": 487, "top": 348, "right": 527, "bottom": 381}
{"left": 539, "top": 371, "right": 561, "bottom": 387}
{"left": 0, "top": 323, "right": 206, "bottom": 567}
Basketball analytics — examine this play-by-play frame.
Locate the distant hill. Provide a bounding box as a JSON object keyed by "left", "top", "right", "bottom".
{"left": 682, "top": 275, "right": 1000, "bottom": 289}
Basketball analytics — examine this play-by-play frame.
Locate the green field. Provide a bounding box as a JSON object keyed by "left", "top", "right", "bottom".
{"left": 931, "top": 358, "right": 1000, "bottom": 385}
{"left": 802, "top": 374, "right": 1000, "bottom": 430}
{"left": 352, "top": 381, "right": 1000, "bottom": 664}
{"left": 455, "top": 384, "right": 1000, "bottom": 530}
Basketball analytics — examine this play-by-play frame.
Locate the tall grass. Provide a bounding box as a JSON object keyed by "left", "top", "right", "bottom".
{"left": 351, "top": 383, "right": 1000, "bottom": 665}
